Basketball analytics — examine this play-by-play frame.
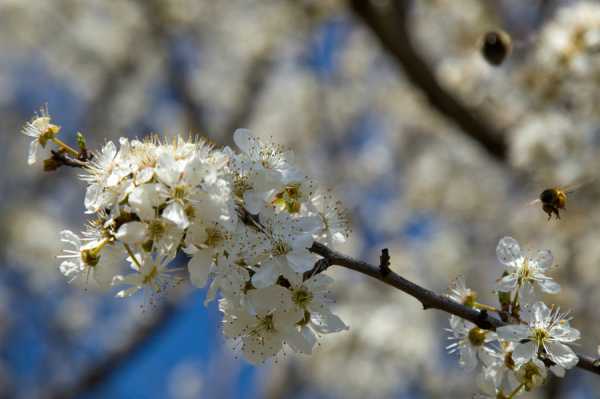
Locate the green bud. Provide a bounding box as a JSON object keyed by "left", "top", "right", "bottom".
{"left": 76, "top": 132, "right": 87, "bottom": 150}
{"left": 498, "top": 290, "right": 511, "bottom": 307}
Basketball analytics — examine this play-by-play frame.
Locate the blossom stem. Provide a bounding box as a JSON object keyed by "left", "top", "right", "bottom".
{"left": 52, "top": 137, "right": 80, "bottom": 157}
{"left": 474, "top": 302, "right": 499, "bottom": 313}
{"left": 123, "top": 243, "right": 143, "bottom": 269}
{"left": 507, "top": 383, "right": 525, "bottom": 399}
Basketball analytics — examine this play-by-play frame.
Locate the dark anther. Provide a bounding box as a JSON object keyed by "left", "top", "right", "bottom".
{"left": 379, "top": 248, "right": 391, "bottom": 276}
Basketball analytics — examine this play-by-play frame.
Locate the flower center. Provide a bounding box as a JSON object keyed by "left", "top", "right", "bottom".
{"left": 81, "top": 249, "right": 100, "bottom": 267}
{"left": 148, "top": 220, "right": 166, "bottom": 239}
{"left": 463, "top": 292, "right": 477, "bottom": 308}
{"left": 205, "top": 227, "right": 224, "bottom": 247}
{"left": 272, "top": 240, "right": 291, "bottom": 257}
{"left": 292, "top": 288, "right": 313, "bottom": 308}
{"left": 37, "top": 123, "right": 60, "bottom": 147}
{"left": 272, "top": 184, "right": 302, "bottom": 213}
{"left": 173, "top": 185, "right": 187, "bottom": 201}
{"left": 258, "top": 314, "right": 275, "bottom": 332}
{"left": 468, "top": 327, "right": 487, "bottom": 346}
{"left": 532, "top": 327, "right": 548, "bottom": 346}
{"left": 233, "top": 175, "right": 252, "bottom": 199}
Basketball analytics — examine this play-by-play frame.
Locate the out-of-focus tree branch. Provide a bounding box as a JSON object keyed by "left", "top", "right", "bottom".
{"left": 349, "top": 0, "right": 508, "bottom": 163}
{"left": 220, "top": 46, "right": 275, "bottom": 143}
{"left": 44, "top": 300, "right": 179, "bottom": 399}
{"left": 141, "top": 0, "right": 210, "bottom": 138}
{"left": 308, "top": 241, "right": 600, "bottom": 376}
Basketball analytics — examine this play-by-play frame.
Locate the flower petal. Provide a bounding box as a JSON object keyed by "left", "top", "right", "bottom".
{"left": 496, "top": 237, "right": 522, "bottom": 266}
{"left": 162, "top": 202, "right": 189, "bottom": 229}
{"left": 537, "top": 278, "right": 561, "bottom": 294}
{"left": 188, "top": 249, "right": 213, "bottom": 288}
{"left": 544, "top": 341, "right": 578, "bottom": 369}
{"left": 511, "top": 341, "right": 536, "bottom": 366}
{"left": 531, "top": 249, "right": 553, "bottom": 271}
{"left": 496, "top": 325, "right": 531, "bottom": 341}
{"left": 497, "top": 273, "right": 518, "bottom": 292}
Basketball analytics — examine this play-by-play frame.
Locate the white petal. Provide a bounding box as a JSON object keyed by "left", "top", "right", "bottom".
{"left": 311, "top": 307, "right": 348, "bottom": 333}
{"left": 156, "top": 154, "right": 180, "bottom": 187}
{"left": 532, "top": 301, "right": 551, "bottom": 325}
{"left": 233, "top": 128, "right": 254, "bottom": 154}
{"left": 549, "top": 324, "right": 580, "bottom": 343}
{"left": 251, "top": 262, "right": 278, "bottom": 289}
{"left": 188, "top": 250, "right": 213, "bottom": 287}
{"left": 136, "top": 167, "right": 154, "bottom": 184}
{"left": 115, "top": 222, "right": 147, "bottom": 244}
{"left": 60, "top": 230, "right": 81, "bottom": 248}
{"left": 537, "top": 278, "right": 561, "bottom": 294}
{"left": 116, "top": 286, "right": 141, "bottom": 298}
{"left": 531, "top": 249, "right": 553, "bottom": 271}
{"left": 544, "top": 341, "right": 578, "bottom": 369}
{"left": 496, "top": 237, "right": 522, "bottom": 266}
{"left": 304, "top": 274, "right": 334, "bottom": 292}
{"left": 59, "top": 261, "right": 81, "bottom": 282}
{"left": 459, "top": 345, "right": 478, "bottom": 371}
{"left": 286, "top": 250, "right": 314, "bottom": 273}
{"left": 129, "top": 184, "right": 161, "bottom": 220}
{"left": 496, "top": 325, "right": 531, "bottom": 341}
{"left": 84, "top": 184, "right": 102, "bottom": 212}
{"left": 248, "top": 285, "right": 291, "bottom": 314}
{"left": 497, "top": 273, "right": 518, "bottom": 292}
{"left": 93, "top": 246, "right": 123, "bottom": 288}
{"left": 162, "top": 202, "right": 189, "bottom": 229}
{"left": 511, "top": 341, "right": 537, "bottom": 366}
{"left": 28, "top": 140, "right": 43, "bottom": 165}
{"left": 285, "top": 327, "right": 315, "bottom": 354}
{"left": 550, "top": 365, "right": 566, "bottom": 378}
{"left": 243, "top": 191, "right": 266, "bottom": 215}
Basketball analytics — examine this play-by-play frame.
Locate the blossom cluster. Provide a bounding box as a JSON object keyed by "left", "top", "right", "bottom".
{"left": 22, "top": 109, "right": 350, "bottom": 363}
{"left": 448, "top": 237, "right": 580, "bottom": 398}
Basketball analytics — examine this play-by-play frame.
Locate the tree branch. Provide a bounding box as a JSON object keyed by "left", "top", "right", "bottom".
{"left": 308, "top": 241, "right": 600, "bottom": 376}
{"left": 43, "top": 301, "right": 179, "bottom": 399}
{"left": 349, "top": 0, "right": 508, "bottom": 162}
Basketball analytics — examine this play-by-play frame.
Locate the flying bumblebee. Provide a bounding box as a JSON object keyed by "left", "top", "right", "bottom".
{"left": 529, "top": 180, "right": 592, "bottom": 220}
{"left": 480, "top": 30, "right": 512, "bottom": 66}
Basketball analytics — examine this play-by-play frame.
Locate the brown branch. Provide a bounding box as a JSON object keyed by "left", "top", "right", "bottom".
{"left": 308, "top": 241, "right": 600, "bottom": 376}
{"left": 349, "top": 0, "right": 508, "bottom": 162}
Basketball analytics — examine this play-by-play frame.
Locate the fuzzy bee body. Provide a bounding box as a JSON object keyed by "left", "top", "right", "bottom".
{"left": 539, "top": 188, "right": 568, "bottom": 220}
{"left": 480, "top": 30, "right": 512, "bottom": 66}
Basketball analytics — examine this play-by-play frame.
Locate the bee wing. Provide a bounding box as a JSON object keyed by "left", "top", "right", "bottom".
{"left": 528, "top": 198, "right": 541, "bottom": 206}
{"left": 562, "top": 177, "right": 596, "bottom": 194}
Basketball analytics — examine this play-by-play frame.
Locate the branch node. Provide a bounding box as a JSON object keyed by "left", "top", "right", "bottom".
{"left": 304, "top": 258, "right": 332, "bottom": 280}
{"left": 476, "top": 309, "right": 494, "bottom": 330}
{"left": 379, "top": 248, "right": 391, "bottom": 277}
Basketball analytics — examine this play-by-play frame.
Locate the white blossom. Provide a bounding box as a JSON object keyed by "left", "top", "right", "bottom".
{"left": 496, "top": 237, "right": 560, "bottom": 299}
{"left": 497, "top": 301, "right": 580, "bottom": 369}
{"left": 446, "top": 315, "right": 497, "bottom": 372}
{"left": 57, "top": 230, "right": 122, "bottom": 290}
{"left": 21, "top": 106, "right": 60, "bottom": 165}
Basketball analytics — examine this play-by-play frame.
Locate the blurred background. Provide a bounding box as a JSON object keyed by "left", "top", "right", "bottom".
{"left": 2, "top": 0, "right": 600, "bottom": 398}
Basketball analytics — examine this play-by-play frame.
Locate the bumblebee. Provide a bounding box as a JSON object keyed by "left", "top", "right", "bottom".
{"left": 530, "top": 180, "right": 592, "bottom": 220}
{"left": 480, "top": 30, "right": 512, "bottom": 66}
